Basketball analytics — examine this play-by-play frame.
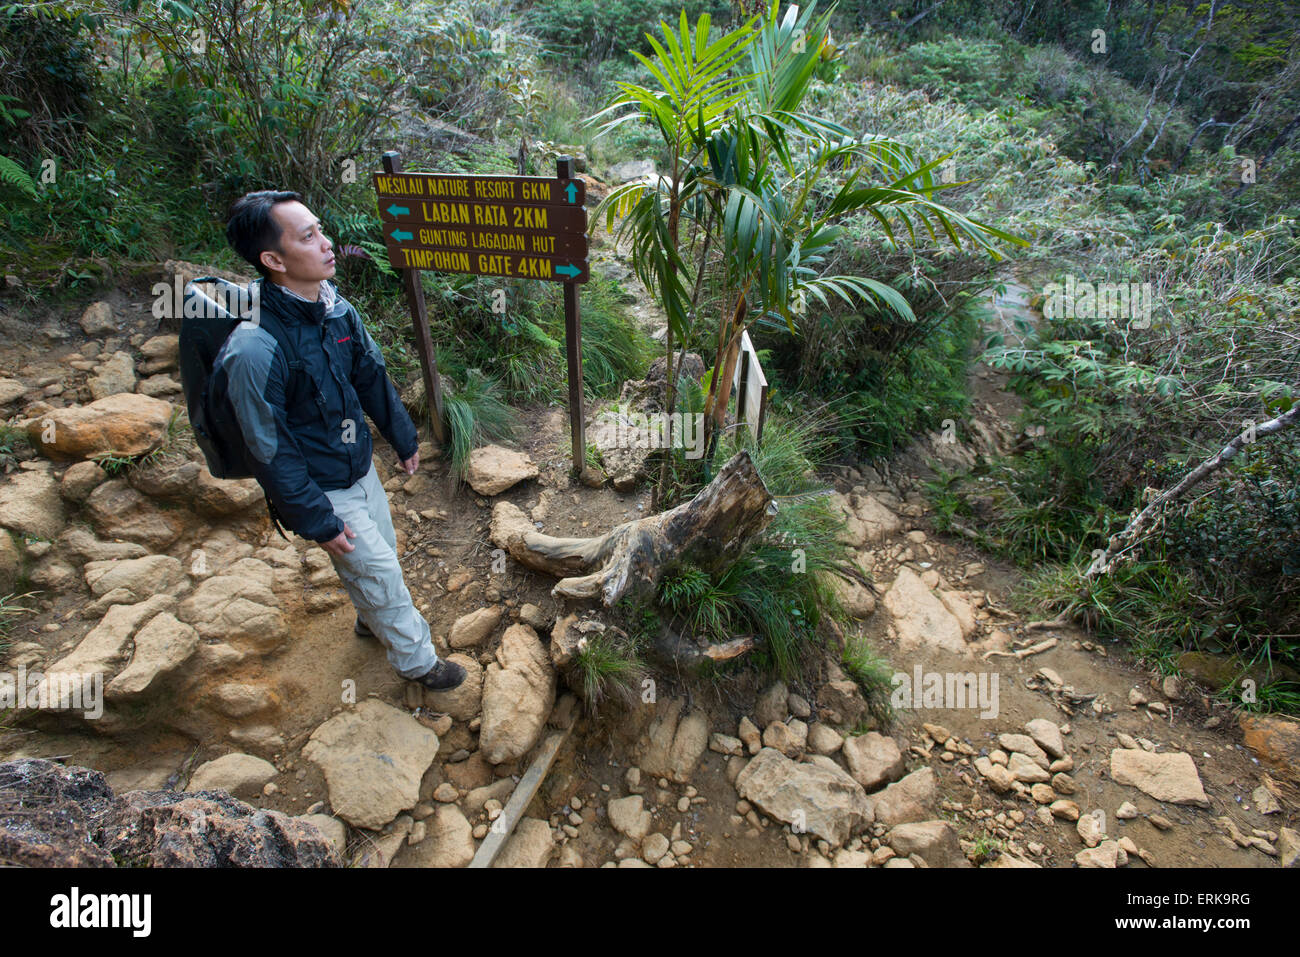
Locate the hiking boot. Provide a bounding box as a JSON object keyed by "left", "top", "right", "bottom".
{"left": 413, "top": 658, "right": 466, "bottom": 692}
{"left": 354, "top": 617, "right": 375, "bottom": 639}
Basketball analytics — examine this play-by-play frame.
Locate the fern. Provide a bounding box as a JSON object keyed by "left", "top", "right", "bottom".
{"left": 0, "top": 155, "right": 37, "bottom": 200}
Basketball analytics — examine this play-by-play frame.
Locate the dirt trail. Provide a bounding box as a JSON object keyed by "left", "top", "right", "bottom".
{"left": 0, "top": 267, "right": 1293, "bottom": 868}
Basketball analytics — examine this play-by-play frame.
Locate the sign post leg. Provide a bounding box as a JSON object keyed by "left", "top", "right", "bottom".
{"left": 382, "top": 150, "right": 448, "bottom": 446}
{"left": 558, "top": 156, "right": 586, "bottom": 474}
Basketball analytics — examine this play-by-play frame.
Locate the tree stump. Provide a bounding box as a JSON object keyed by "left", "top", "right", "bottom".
{"left": 490, "top": 450, "right": 776, "bottom": 606}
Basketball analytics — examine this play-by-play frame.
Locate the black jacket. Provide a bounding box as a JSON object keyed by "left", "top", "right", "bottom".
{"left": 209, "top": 278, "right": 419, "bottom": 542}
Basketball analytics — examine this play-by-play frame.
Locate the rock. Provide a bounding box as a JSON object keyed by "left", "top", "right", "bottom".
{"left": 998, "top": 733, "right": 1050, "bottom": 768}
{"left": 829, "top": 492, "right": 869, "bottom": 546}
{"left": 397, "top": 805, "right": 475, "bottom": 868}
{"left": 936, "top": 590, "right": 977, "bottom": 639}
{"left": 762, "top": 720, "right": 806, "bottom": 757}
{"left": 60, "top": 460, "right": 108, "bottom": 504}
{"left": 887, "top": 820, "right": 967, "bottom": 868}
{"left": 807, "top": 723, "right": 844, "bottom": 755}
{"left": 754, "top": 681, "right": 789, "bottom": 728}
{"left": 80, "top": 301, "right": 117, "bottom": 335}
{"left": 479, "top": 624, "right": 556, "bottom": 764}
{"left": 851, "top": 491, "right": 903, "bottom": 542}
{"left": 824, "top": 570, "right": 876, "bottom": 618}
{"left": 1116, "top": 801, "right": 1138, "bottom": 820}
{"left": 297, "top": 814, "right": 348, "bottom": 857}
{"left": 1025, "top": 718, "right": 1065, "bottom": 759}
{"left": 738, "top": 716, "right": 762, "bottom": 754}
{"left": 1109, "top": 749, "right": 1210, "bottom": 807}
{"left": 735, "top": 748, "right": 872, "bottom": 847}
{"left": 608, "top": 795, "right": 652, "bottom": 843}
{"left": 819, "top": 674, "right": 869, "bottom": 728}
{"left": 303, "top": 699, "right": 441, "bottom": 829}
{"left": 609, "top": 159, "right": 656, "bottom": 182}
{"left": 208, "top": 682, "right": 277, "bottom": 719}
{"left": 842, "top": 732, "right": 904, "bottom": 790}
{"left": 421, "top": 654, "right": 483, "bottom": 721}
{"left": 178, "top": 574, "right": 287, "bottom": 652}
{"left": 59, "top": 526, "right": 148, "bottom": 563}
{"left": 88, "top": 351, "right": 136, "bottom": 399}
{"left": 24, "top": 393, "right": 174, "bottom": 462}
{"left": 0, "top": 758, "right": 338, "bottom": 867}
{"left": 1076, "top": 840, "right": 1123, "bottom": 868}
{"left": 639, "top": 699, "right": 710, "bottom": 783}
{"left": 449, "top": 606, "right": 502, "bottom": 649}
{"left": 1278, "top": 827, "right": 1299, "bottom": 868}
{"left": 494, "top": 817, "right": 554, "bottom": 868}
{"left": 193, "top": 467, "right": 261, "bottom": 515}
{"left": 974, "top": 756, "right": 1017, "bottom": 794}
{"left": 1239, "top": 714, "right": 1300, "bottom": 784}
{"left": 1077, "top": 811, "right": 1105, "bottom": 846}
{"left": 883, "top": 567, "right": 965, "bottom": 653}
{"left": 1008, "top": 752, "right": 1051, "bottom": 784}
{"left": 868, "top": 767, "right": 936, "bottom": 827}
{"left": 186, "top": 753, "right": 277, "bottom": 800}
{"left": 709, "top": 733, "right": 744, "bottom": 756}
{"left": 0, "top": 467, "right": 64, "bottom": 539}
{"left": 139, "top": 334, "right": 180, "bottom": 369}
{"left": 1148, "top": 813, "right": 1173, "bottom": 831}
{"left": 0, "top": 378, "right": 27, "bottom": 406}
{"left": 46, "top": 594, "right": 176, "bottom": 682}
{"left": 465, "top": 446, "right": 538, "bottom": 496}
{"left": 84, "top": 480, "right": 185, "bottom": 549}
{"left": 641, "top": 832, "right": 670, "bottom": 864}
{"left": 1050, "top": 800, "right": 1081, "bottom": 821}
{"left": 105, "top": 612, "right": 199, "bottom": 699}
{"left": 84, "top": 554, "right": 186, "bottom": 602}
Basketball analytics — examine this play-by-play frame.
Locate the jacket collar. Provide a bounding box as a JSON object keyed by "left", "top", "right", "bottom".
{"left": 257, "top": 277, "right": 345, "bottom": 325}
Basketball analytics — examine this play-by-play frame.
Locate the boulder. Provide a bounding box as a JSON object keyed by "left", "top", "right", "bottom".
{"left": 842, "top": 732, "right": 905, "bottom": 791}
{"left": 1239, "top": 714, "right": 1300, "bottom": 785}
{"left": 105, "top": 612, "right": 199, "bottom": 699}
{"left": 851, "top": 491, "right": 902, "bottom": 542}
{"left": 396, "top": 804, "right": 475, "bottom": 868}
{"left": 0, "top": 467, "right": 65, "bottom": 539}
{"left": 1109, "top": 749, "right": 1210, "bottom": 807}
{"left": 448, "top": 606, "right": 502, "bottom": 649}
{"left": 85, "top": 480, "right": 186, "bottom": 549}
{"left": 88, "top": 351, "right": 136, "bottom": 400}
{"left": 193, "top": 467, "right": 262, "bottom": 515}
{"left": 493, "top": 817, "right": 554, "bottom": 868}
{"left": 867, "top": 767, "right": 935, "bottom": 827}
{"left": 883, "top": 567, "right": 966, "bottom": 654}
{"left": 303, "top": 699, "right": 442, "bottom": 830}
{"left": 186, "top": 753, "right": 276, "bottom": 800}
{"left": 46, "top": 594, "right": 177, "bottom": 681}
{"left": 735, "top": 747, "right": 872, "bottom": 847}
{"left": 887, "top": 820, "right": 968, "bottom": 868}
{"left": 465, "top": 446, "right": 538, "bottom": 496}
{"left": 421, "top": 654, "right": 483, "bottom": 721}
{"left": 638, "top": 698, "right": 709, "bottom": 783}
{"left": 178, "top": 574, "right": 287, "bottom": 652}
{"left": 60, "top": 460, "right": 108, "bottom": 504}
{"left": 84, "top": 554, "right": 186, "bottom": 602}
{"left": 1025, "top": 718, "right": 1066, "bottom": 759}
{"left": 479, "top": 624, "right": 555, "bottom": 764}
{"left": 79, "top": 301, "right": 117, "bottom": 336}
{"left": 24, "top": 393, "right": 174, "bottom": 462}
{"left": 608, "top": 795, "right": 652, "bottom": 843}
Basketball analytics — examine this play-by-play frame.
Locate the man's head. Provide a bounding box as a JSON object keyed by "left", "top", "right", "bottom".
{"left": 226, "top": 191, "right": 336, "bottom": 285}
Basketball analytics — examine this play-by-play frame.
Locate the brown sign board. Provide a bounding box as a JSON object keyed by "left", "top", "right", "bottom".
{"left": 384, "top": 245, "right": 590, "bottom": 284}
{"left": 374, "top": 172, "right": 585, "bottom": 207}
{"left": 381, "top": 222, "right": 588, "bottom": 259}
{"left": 378, "top": 198, "right": 587, "bottom": 235}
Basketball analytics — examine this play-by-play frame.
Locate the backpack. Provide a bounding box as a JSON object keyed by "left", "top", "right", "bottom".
{"left": 177, "top": 276, "right": 298, "bottom": 540}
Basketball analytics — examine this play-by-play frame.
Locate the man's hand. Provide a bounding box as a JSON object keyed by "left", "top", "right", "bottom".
{"left": 400, "top": 450, "right": 419, "bottom": 475}
{"left": 321, "top": 523, "right": 356, "bottom": 556}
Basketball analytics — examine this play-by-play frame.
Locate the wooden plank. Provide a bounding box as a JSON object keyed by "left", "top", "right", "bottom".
{"left": 381, "top": 221, "right": 588, "bottom": 258}
{"left": 377, "top": 199, "right": 587, "bottom": 234}
{"left": 383, "top": 244, "right": 589, "bottom": 283}
{"left": 382, "top": 151, "right": 447, "bottom": 445}
{"left": 467, "top": 726, "right": 572, "bottom": 868}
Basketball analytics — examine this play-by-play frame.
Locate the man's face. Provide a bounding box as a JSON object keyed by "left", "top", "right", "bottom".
{"left": 262, "top": 200, "right": 336, "bottom": 283}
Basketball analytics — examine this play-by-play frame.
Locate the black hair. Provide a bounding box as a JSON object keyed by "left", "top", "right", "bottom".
{"left": 225, "top": 190, "right": 304, "bottom": 278}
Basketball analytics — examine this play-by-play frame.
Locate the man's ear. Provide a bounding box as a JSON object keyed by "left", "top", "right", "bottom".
{"left": 260, "top": 247, "right": 286, "bottom": 276}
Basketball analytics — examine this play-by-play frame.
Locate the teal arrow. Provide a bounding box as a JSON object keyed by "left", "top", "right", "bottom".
{"left": 391, "top": 229, "right": 413, "bottom": 242}
{"left": 564, "top": 182, "right": 577, "bottom": 203}
{"left": 386, "top": 204, "right": 409, "bottom": 217}
{"left": 556, "top": 263, "right": 581, "bottom": 278}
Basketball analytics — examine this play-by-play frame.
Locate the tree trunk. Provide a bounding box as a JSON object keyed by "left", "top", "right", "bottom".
{"left": 491, "top": 450, "right": 776, "bottom": 605}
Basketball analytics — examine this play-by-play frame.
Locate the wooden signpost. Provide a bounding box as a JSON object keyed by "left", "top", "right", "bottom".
{"left": 376, "top": 152, "right": 589, "bottom": 468}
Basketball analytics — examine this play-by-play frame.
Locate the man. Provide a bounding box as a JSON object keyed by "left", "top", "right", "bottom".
{"left": 210, "top": 189, "right": 465, "bottom": 691}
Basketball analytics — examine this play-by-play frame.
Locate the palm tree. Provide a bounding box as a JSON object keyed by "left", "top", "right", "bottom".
{"left": 589, "top": 1, "right": 1027, "bottom": 487}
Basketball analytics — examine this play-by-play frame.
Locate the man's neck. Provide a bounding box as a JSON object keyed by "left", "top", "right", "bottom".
{"left": 269, "top": 275, "right": 321, "bottom": 302}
